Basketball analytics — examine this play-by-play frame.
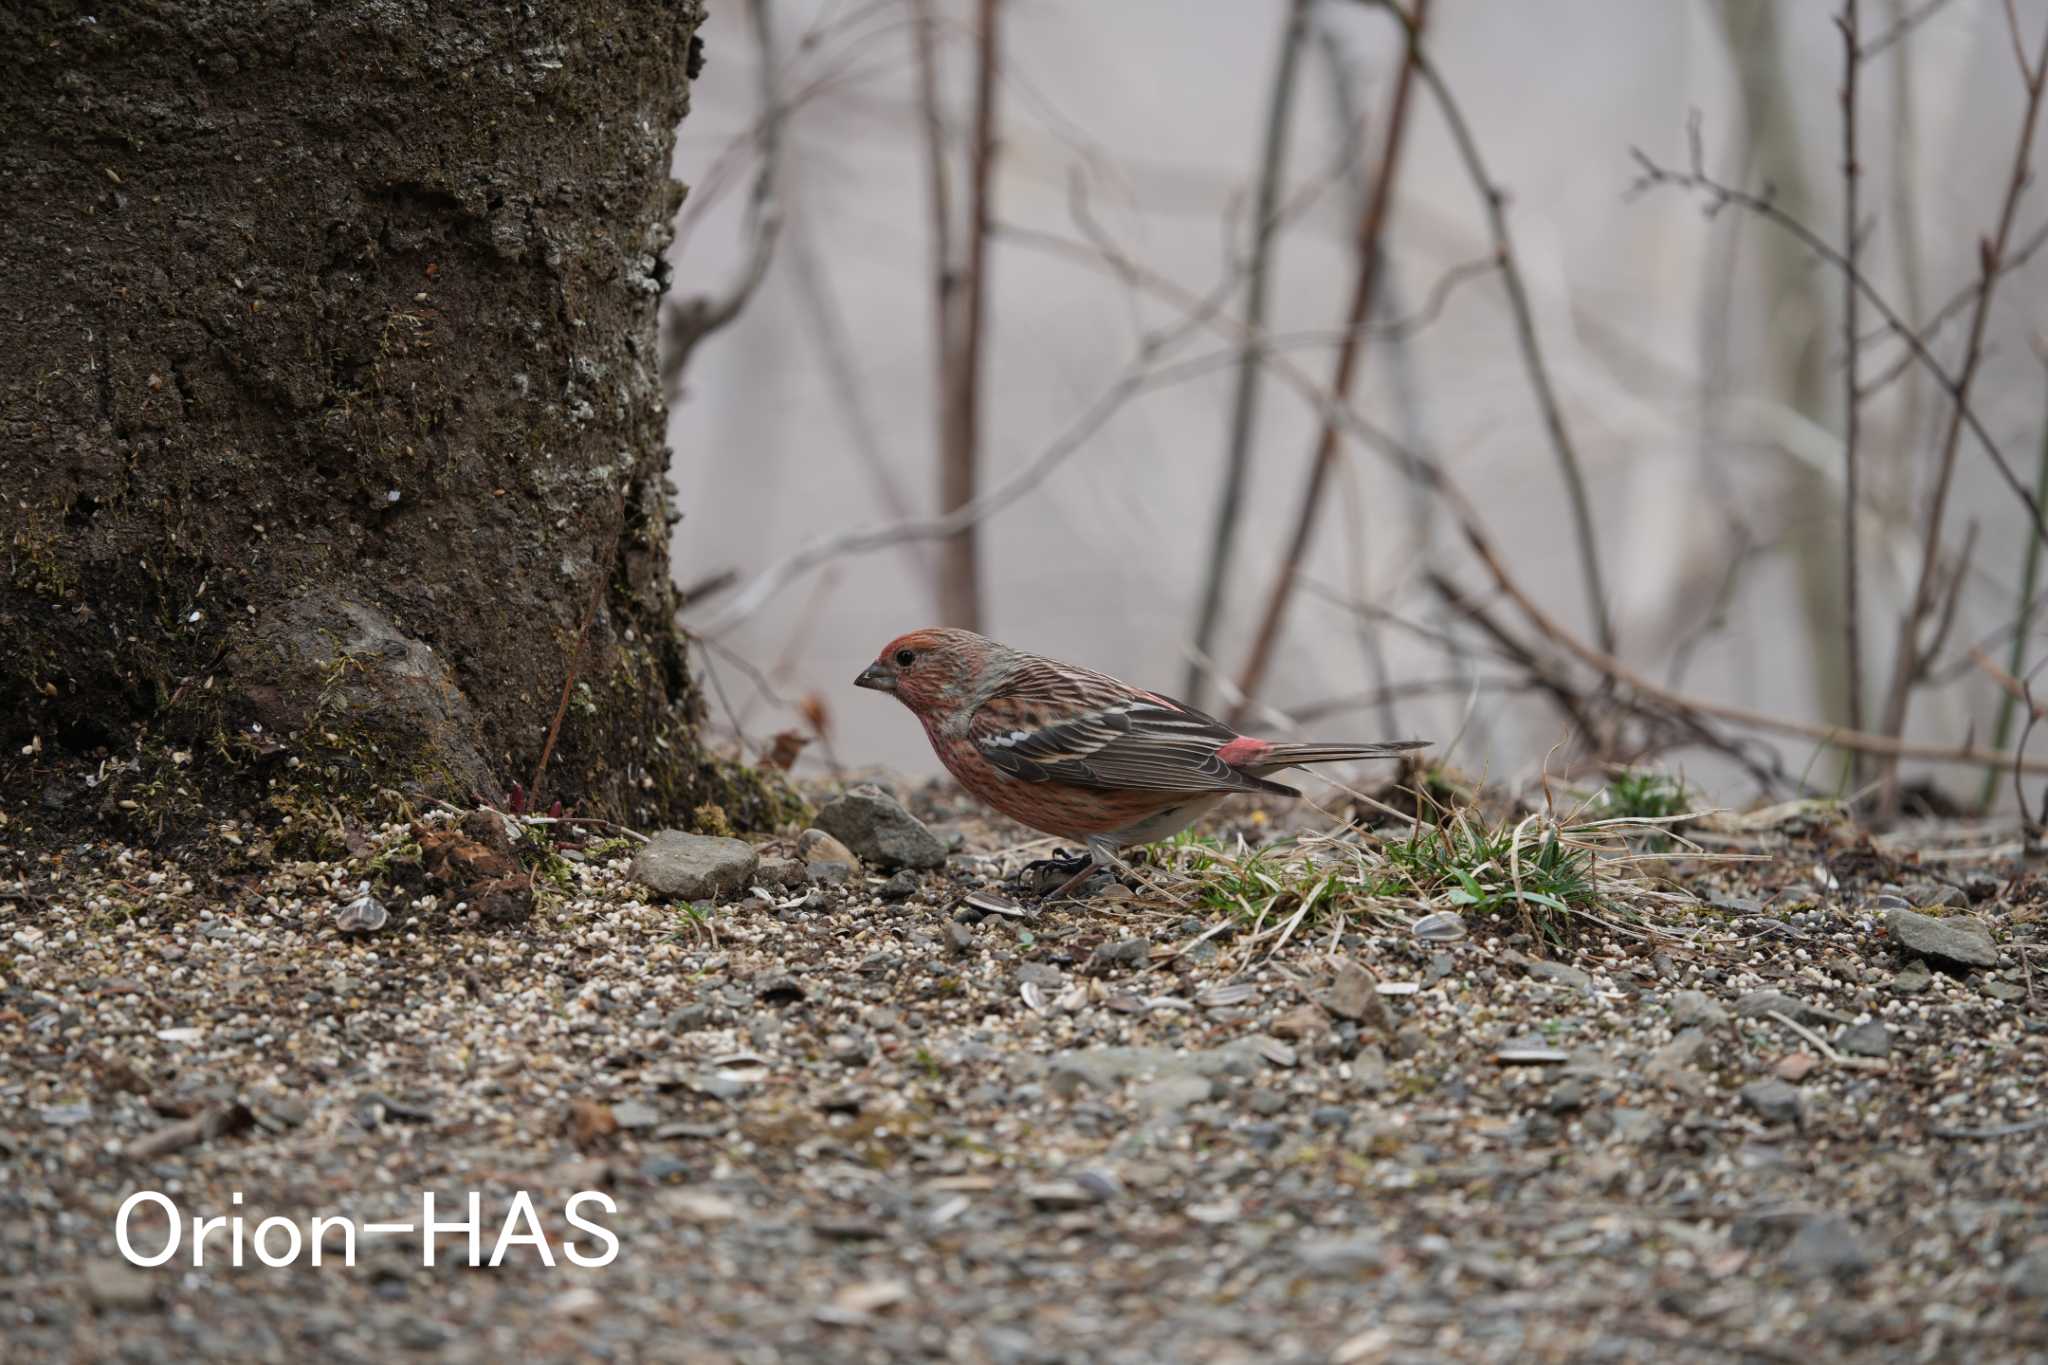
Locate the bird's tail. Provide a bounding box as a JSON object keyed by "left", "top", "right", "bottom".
{"left": 1260, "top": 739, "right": 1430, "bottom": 767}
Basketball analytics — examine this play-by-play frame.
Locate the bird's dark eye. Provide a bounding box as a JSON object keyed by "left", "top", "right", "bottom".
{"left": 894, "top": 649, "right": 916, "bottom": 668}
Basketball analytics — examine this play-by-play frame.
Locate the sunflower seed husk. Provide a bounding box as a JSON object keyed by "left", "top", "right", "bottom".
{"left": 1255, "top": 1037, "right": 1299, "bottom": 1068}
{"left": 1196, "top": 982, "right": 1257, "bottom": 1008}
{"left": 336, "top": 886, "right": 388, "bottom": 934}
{"left": 963, "top": 890, "right": 1030, "bottom": 918}
{"left": 1411, "top": 911, "right": 1466, "bottom": 943}
{"left": 1493, "top": 1046, "right": 1571, "bottom": 1066}
{"left": 1376, "top": 981, "right": 1422, "bottom": 996}
{"left": 1021, "top": 980, "right": 1048, "bottom": 1014}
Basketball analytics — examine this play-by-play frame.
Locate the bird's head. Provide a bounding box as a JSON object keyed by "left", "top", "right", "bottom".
{"left": 854, "top": 628, "right": 992, "bottom": 717}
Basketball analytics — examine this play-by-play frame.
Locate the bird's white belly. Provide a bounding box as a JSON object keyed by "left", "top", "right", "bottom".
{"left": 1109, "top": 793, "right": 1229, "bottom": 847}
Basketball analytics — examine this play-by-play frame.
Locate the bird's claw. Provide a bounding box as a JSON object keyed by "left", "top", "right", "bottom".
{"left": 1013, "top": 848, "right": 1107, "bottom": 899}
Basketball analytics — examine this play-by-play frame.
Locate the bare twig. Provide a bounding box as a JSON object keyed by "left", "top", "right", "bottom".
{"left": 1763, "top": 1009, "right": 1890, "bottom": 1074}
{"left": 1875, "top": 12, "right": 2048, "bottom": 812}
{"left": 662, "top": 0, "right": 786, "bottom": 395}
{"left": 1985, "top": 359, "right": 2048, "bottom": 807}
{"left": 782, "top": 213, "right": 934, "bottom": 598}
{"left": 1853, "top": 218, "right": 2048, "bottom": 402}
{"left": 934, "top": 0, "right": 1002, "bottom": 630}
{"left": 1628, "top": 128, "right": 2048, "bottom": 547}
{"left": 1229, "top": 0, "right": 1430, "bottom": 726}
{"left": 1838, "top": 0, "right": 1867, "bottom": 765}
{"left": 531, "top": 573, "right": 605, "bottom": 805}
{"left": 1386, "top": 0, "right": 1615, "bottom": 657}
{"left": 1186, "top": 0, "right": 1314, "bottom": 705}
{"left": 1452, "top": 527, "right": 2048, "bottom": 776}
{"left": 1858, "top": 0, "right": 1958, "bottom": 58}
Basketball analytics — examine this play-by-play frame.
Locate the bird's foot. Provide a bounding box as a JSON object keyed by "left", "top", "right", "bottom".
{"left": 1013, "top": 848, "right": 1110, "bottom": 900}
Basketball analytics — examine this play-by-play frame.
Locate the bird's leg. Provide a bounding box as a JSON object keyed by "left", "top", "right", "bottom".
{"left": 1035, "top": 836, "right": 1129, "bottom": 904}
{"left": 1016, "top": 845, "right": 1093, "bottom": 882}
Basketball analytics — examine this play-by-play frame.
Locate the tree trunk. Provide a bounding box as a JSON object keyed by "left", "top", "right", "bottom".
{"left": 1, "top": 0, "right": 780, "bottom": 836}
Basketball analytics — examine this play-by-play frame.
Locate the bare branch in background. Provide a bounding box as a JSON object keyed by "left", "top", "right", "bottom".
{"left": 1857, "top": 0, "right": 1957, "bottom": 58}
{"left": 1228, "top": 0, "right": 1431, "bottom": 728}
{"left": 1448, "top": 527, "right": 2048, "bottom": 777}
{"left": 1316, "top": 10, "right": 1477, "bottom": 751}
{"left": 1185, "top": 0, "right": 1314, "bottom": 705}
{"left": 1837, "top": 0, "right": 1867, "bottom": 768}
{"left": 1873, "top": 9, "right": 2048, "bottom": 814}
{"left": 1386, "top": 0, "right": 1617, "bottom": 659}
{"left": 932, "top": 0, "right": 1003, "bottom": 630}
{"left": 1985, "top": 351, "right": 2048, "bottom": 807}
{"left": 1853, "top": 218, "right": 2048, "bottom": 401}
{"left": 662, "top": 0, "right": 786, "bottom": 397}
{"left": 910, "top": 0, "right": 958, "bottom": 589}
{"left": 1628, "top": 128, "right": 2048, "bottom": 549}
{"left": 782, "top": 214, "right": 936, "bottom": 603}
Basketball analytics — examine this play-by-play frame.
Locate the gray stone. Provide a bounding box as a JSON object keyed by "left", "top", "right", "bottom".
{"left": 1084, "top": 937, "right": 1151, "bottom": 972}
{"left": 878, "top": 869, "right": 920, "bottom": 901}
{"left": 1739, "top": 1079, "right": 1802, "bottom": 1125}
{"left": 1133, "top": 1075, "right": 1213, "bottom": 1115}
{"left": 1547, "top": 1078, "right": 1588, "bottom": 1113}
{"left": 1735, "top": 990, "right": 1807, "bottom": 1021}
{"left": 1891, "top": 961, "right": 1933, "bottom": 995}
{"left": 807, "top": 860, "right": 855, "bottom": 887}
{"left": 1296, "top": 1235, "right": 1383, "bottom": 1276}
{"left": 815, "top": 788, "right": 947, "bottom": 869}
{"left": 1609, "top": 1107, "right": 1660, "bottom": 1144}
{"left": 610, "top": 1100, "right": 660, "bottom": 1130}
{"left": 754, "top": 856, "right": 804, "bottom": 888}
{"left": 1782, "top": 1214, "right": 1873, "bottom": 1280}
{"left": 86, "top": 1262, "right": 158, "bottom": 1311}
{"left": 1983, "top": 980, "right": 2026, "bottom": 1002}
{"left": 1244, "top": 1089, "right": 1288, "bottom": 1116}
{"left": 827, "top": 1033, "right": 873, "bottom": 1066}
{"left": 1524, "top": 960, "right": 1593, "bottom": 992}
{"left": 1044, "top": 1038, "right": 1277, "bottom": 1095}
{"left": 1668, "top": 990, "right": 1729, "bottom": 1028}
{"left": 1646, "top": 1035, "right": 1712, "bottom": 1096}
{"left": 1885, "top": 907, "right": 1998, "bottom": 971}
{"left": 2009, "top": 1250, "right": 2048, "bottom": 1299}
{"left": 630, "top": 832, "right": 758, "bottom": 902}
{"left": 1837, "top": 1021, "right": 1891, "bottom": 1058}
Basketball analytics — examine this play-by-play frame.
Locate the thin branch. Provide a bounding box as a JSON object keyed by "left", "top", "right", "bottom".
{"left": 1451, "top": 525, "right": 2048, "bottom": 776}
{"left": 1875, "top": 13, "right": 2048, "bottom": 810}
{"left": 1852, "top": 218, "right": 2048, "bottom": 401}
{"left": 1628, "top": 128, "right": 2048, "bottom": 548}
{"left": 661, "top": 0, "right": 786, "bottom": 396}
{"left": 934, "top": 0, "right": 1002, "bottom": 630}
{"left": 1228, "top": 0, "right": 1430, "bottom": 727}
{"left": 1857, "top": 0, "right": 1958, "bottom": 59}
{"left": 910, "top": 0, "right": 957, "bottom": 571}
{"left": 1838, "top": 0, "right": 1867, "bottom": 763}
{"left": 1186, "top": 0, "right": 1314, "bottom": 704}
{"left": 782, "top": 210, "right": 935, "bottom": 600}
{"left": 531, "top": 566, "right": 606, "bottom": 805}
{"left": 1985, "top": 360, "right": 2048, "bottom": 806}
{"left": 1385, "top": 0, "right": 1615, "bottom": 657}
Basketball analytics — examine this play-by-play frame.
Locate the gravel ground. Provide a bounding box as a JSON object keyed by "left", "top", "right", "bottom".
{"left": 4, "top": 783, "right": 2047, "bottom": 1364}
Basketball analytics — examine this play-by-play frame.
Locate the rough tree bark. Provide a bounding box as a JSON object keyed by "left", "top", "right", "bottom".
{"left": 0, "top": 0, "right": 783, "bottom": 837}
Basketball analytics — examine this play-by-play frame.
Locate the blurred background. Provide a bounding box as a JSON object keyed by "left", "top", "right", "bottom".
{"left": 661, "top": 0, "right": 2048, "bottom": 816}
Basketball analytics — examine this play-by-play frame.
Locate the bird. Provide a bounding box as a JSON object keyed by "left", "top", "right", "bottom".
{"left": 854, "top": 628, "right": 1428, "bottom": 900}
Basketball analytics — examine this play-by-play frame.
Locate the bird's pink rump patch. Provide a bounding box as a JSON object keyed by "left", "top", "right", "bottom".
{"left": 1216, "top": 736, "right": 1273, "bottom": 766}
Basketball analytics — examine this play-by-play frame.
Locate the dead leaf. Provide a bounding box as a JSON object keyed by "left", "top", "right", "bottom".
{"left": 763, "top": 729, "right": 810, "bottom": 771}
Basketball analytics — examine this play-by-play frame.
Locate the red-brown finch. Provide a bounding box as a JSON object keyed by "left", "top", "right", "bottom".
{"left": 855, "top": 628, "right": 1428, "bottom": 898}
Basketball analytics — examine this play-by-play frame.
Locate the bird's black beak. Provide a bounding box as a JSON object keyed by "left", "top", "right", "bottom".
{"left": 854, "top": 662, "right": 894, "bottom": 692}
